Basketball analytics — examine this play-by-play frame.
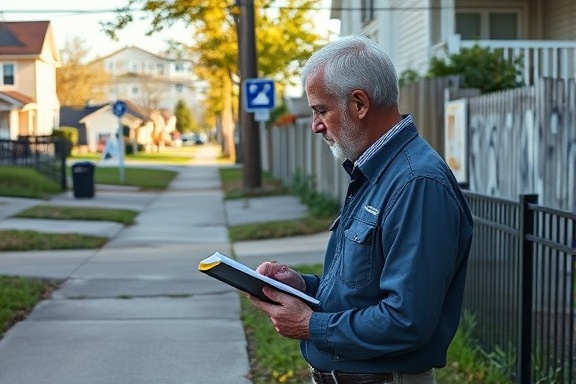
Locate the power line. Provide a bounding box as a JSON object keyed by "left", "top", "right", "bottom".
{"left": 1, "top": 5, "right": 454, "bottom": 16}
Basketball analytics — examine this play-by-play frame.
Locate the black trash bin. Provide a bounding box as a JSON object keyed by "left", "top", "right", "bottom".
{"left": 72, "top": 161, "right": 95, "bottom": 198}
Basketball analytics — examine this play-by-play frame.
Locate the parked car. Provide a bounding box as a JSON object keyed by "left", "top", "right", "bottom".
{"left": 182, "top": 132, "right": 207, "bottom": 145}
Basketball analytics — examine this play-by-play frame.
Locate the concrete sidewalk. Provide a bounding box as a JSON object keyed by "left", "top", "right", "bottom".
{"left": 0, "top": 144, "right": 327, "bottom": 384}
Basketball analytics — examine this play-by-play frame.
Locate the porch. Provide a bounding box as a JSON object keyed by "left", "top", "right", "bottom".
{"left": 441, "top": 35, "right": 576, "bottom": 85}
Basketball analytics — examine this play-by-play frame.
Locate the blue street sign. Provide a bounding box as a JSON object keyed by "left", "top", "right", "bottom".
{"left": 243, "top": 78, "right": 275, "bottom": 111}
{"left": 112, "top": 100, "right": 127, "bottom": 117}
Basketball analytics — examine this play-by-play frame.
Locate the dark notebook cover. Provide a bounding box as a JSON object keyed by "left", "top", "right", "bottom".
{"left": 199, "top": 252, "right": 320, "bottom": 308}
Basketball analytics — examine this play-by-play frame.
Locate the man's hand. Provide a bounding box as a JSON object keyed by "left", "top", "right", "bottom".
{"left": 256, "top": 261, "right": 306, "bottom": 291}
{"left": 248, "top": 287, "right": 313, "bottom": 340}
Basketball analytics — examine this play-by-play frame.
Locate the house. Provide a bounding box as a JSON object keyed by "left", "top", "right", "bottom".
{"left": 60, "top": 100, "right": 169, "bottom": 153}
{"left": 0, "top": 21, "right": 61, "bottom": 139}
{"left": 331, "top": 0, "right": 576, "bottom": 84}
{"left": 92, "top": 46, "right": 207, "bottom": 117}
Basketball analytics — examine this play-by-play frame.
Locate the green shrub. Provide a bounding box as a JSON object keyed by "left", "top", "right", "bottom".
{"left": 53, "top": 126, "right": 78, "bottom": 145}
{"left": 428, "top": 44, "right": 523, "bottom": 93}
{"left": 290, "top": 170, "right": 339, "bottom": 218}
{"left": 399, "top": 69, "right": 422, "bottom": 87}
{"left": 52, "top": 126, "right": 78, "bottom": 158}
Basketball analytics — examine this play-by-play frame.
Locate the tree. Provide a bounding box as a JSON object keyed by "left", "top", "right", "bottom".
{"left": 102, "top": 0, "right": 325, "bottom": 162}
{"left": 56, "top": 37, "right": 110, "bottom": 105}
{"left": 428, "top": 45, "right": 523, "bottom": 94}
{"left": 174, "top": 99, "right": 193, "bottom": 133}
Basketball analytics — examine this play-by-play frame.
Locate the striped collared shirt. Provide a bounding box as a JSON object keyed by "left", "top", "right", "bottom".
{"left": 355, "top": 114, "right": 413, "bottom": 168}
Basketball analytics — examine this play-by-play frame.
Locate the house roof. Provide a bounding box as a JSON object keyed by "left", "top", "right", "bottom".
{"left": 0, "top": 90, "right": 35, "bottom": 106}
{"left": 60, "top": 104, "right": 107, "bottom": 129}
{"left": 75, "top": 100, "right": 151, "bottom": 124}
{"left": 123, "top": 100, "right": 150, "bottom": 121}
{"left": 0, "top": 21, "right": 50, "bottom": 55}
{"left": 95, "top": 45, "right": 173, "bottom": 63}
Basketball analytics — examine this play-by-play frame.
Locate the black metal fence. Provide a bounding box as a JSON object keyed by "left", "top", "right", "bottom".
{"left": 0, "top": 136, "right": 67, "bottom": 190}
{"left": 463, "top": 192, "right": 576, "bottom": 383}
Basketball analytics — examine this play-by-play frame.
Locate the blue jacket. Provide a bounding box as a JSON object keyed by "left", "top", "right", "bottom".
{"left": 300, "top": 121, "right": 474, "bottom": 373}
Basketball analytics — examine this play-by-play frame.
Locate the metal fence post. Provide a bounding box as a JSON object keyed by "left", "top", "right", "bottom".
{"left": 518, "top": 193, "right": 538, "bottom": 383}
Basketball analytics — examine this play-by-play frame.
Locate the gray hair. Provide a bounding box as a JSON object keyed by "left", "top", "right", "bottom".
{"left": 301, "top": 35, "right": 399, "bottom": 108}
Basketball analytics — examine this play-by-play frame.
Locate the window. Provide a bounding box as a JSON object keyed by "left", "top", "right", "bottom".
{"left": 132, "top": 86, "right": 139, "bottom": 95}
{"left": 175, "top": 63, "right": 184, "bottom": 72}
{"left": 175, "top": 83, "right": 183, "bottom": 93}
{"left": 456, "top": 10, "right": 519, "bottom": 40}
{"left": 1, "top": 63, "right": 15, "bottom": 85}
{"left": 489, "top": 14, "right": 518, "bottom": 40}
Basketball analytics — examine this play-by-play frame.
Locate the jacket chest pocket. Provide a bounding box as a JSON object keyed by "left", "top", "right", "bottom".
{"left": 340, "top": 220, "right": 377, "bottom": 288}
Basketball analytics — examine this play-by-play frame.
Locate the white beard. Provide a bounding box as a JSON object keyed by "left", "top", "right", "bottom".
{"left": 329, "top": 142, "right": 347, "bottom": 161}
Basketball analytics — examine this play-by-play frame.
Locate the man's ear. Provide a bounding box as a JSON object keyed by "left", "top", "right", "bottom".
{"left": 350, "top": 90, "right": 369, "bottom": 119}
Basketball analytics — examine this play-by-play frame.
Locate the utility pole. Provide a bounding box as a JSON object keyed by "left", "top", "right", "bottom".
{"left": 237, "top": 0, "right": 262, "bottom": 190}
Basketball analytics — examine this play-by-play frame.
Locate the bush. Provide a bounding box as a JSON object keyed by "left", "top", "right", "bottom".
{"left": 399, "top": 69, "right": 421, "bottom": 87}
{"left": 52, "top": 126, "right": 78, "bottom": 158}
{"left": 53, "top": 126, "right": 78, "bottom": 145}
{"left": 428, "top": 45, "right": 523, "bottom": 93}
{"left": 290, "top": 170, "right": 340, "bottom": 218}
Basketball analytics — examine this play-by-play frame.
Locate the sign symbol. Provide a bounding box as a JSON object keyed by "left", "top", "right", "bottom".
{"left": 113, "top": 100, "right": 127, "bottom": 117}
{"left": 243, "top": 78, "right": 275, "bottom": 111}
{"left": 250, "top": 83, "right": 272, "bottom": 106}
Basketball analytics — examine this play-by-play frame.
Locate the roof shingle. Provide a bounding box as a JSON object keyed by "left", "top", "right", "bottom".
{"left": 0, "top": 21, "right": 50, "bottom": 55}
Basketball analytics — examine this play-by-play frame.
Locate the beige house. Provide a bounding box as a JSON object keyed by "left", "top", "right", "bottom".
{"left": 0, "top": 21, "right": 61, "bottom": 139}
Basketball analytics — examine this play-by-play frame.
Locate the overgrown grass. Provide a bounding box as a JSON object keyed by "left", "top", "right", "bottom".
{"left": 289, "top": 170, "right": 340, "bottom": 218}
{"left": 92, "top": 167, "right": 177, "bottom": 190}
{"left": 0, "top": 166, "right": 61, "bottom": 199}
{"left": 15, "top": 205, "right": 138, "bottom": 225}
{"left": 0, "top": 230, "right": 108, "bottom": 251}
{"left": 229, "top": 216, "right": 333, "bottom": 242}
{"left": 436, "top": 312, "right": 511, "bottom": 383}
{"left": 0, "top": 276, "right": 59, "bottom": 336}
{"left": 221, "top": 167, "right": 338, "bottom": 241}
{"left": 219, "top": 167, "right": 287, "bottom": 199}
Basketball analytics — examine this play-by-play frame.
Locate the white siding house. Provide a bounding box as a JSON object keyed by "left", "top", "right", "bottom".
{"left": 331, "top": 0, "right": 576, "bottom": 83}
{"left": 94, "top": 46, "right": 206, "bottom": 116}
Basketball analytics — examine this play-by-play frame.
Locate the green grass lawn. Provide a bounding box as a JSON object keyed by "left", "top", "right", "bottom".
{"left": 15, "top": 205, "right": 138, "bottom": 225}
{"left": 0, "top": 276, "right": 59, "bottom": 336}
{"left": 219, "top": 167, "right": 287, "bottom": 199}
{"left": 0, "top": 166, "right": 62, "bottom": 199}
{"left": 91, "top": 167, "right": 177, "bottom": 190}
{"left": 70, "top": 145, "right": 203, "bottom": 164}
{"left": 0, "top": 230, "right": 108, "bottom": 251}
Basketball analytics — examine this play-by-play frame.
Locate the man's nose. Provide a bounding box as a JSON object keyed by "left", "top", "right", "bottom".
{"left": 311, "top": 114, "right": 323, "bottom": 133}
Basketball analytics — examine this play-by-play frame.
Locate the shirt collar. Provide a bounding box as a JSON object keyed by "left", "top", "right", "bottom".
{"left": 356, "top": 114, "right": 413, "bottom": 168}
{"left": 342, "top": 114, "right": 413, "bottom": 178}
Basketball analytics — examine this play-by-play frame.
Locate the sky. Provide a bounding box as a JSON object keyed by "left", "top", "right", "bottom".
{"left": 1, "top": 0, "right": 340, "bottom": 60}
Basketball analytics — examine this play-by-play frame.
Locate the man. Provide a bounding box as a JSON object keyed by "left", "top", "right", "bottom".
{"left": 248, "top": 35, "right": 474, "bottom": 384}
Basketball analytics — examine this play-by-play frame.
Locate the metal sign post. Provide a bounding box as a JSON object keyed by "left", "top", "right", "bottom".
{"left": 112, "top": 100, "right": 127, "bottom": 183}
